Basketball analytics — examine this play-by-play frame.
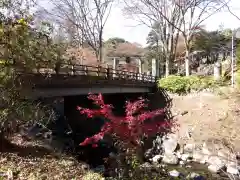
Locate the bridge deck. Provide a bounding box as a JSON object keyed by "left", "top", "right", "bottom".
{"left": 17, "top": 64, "right": 157, "bottom": 89}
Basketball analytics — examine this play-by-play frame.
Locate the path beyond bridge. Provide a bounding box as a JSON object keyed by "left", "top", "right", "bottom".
{"left": 17, "top": 64, "right": 158, "bottom": 98}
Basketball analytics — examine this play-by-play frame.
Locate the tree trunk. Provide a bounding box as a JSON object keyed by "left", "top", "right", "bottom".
{"left": 0, "top": 132, "right": 4, "bottom": 151}
{"left": 99, "top": 31, "right": 103, "bottom": 62}
{"left": 185, "top": 49, "right": 190, "bottom": 76}
{"left": 135, "top": 146, "right": 144, "bottom": 163}
{"left": 165, "top": 56, "right": 170, "bottom": 77}
{"left": 99, "top": 46, "right": 103, "bottom": 63}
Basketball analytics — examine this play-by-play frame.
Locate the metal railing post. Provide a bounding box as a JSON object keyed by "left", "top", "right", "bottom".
{"left": 84, "top": 66, "right": 88, "bottom": 75}
{"left": 70, "top": 65, "right": 74, "bottom": 75}
{"left": 96, "top": 65, "right": 100, "bottom": 76}
{"left": 106, "top": 65, "right": 110, "bottom": 79}
{"left": 113, "top": 57, "right": 116, "bottom": 78}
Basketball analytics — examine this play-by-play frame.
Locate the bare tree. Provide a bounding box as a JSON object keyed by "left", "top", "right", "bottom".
{"left": 124, "top": 0, "right": 230, "bottom": 76}
{"left": 177, "top": 0, "right": 231, "bottom": 76}
{"left": 124, "top": 0, "right": 183, "bottom": 76}
{"left": 48, "top": 0, "right": 114, "bottom": 62}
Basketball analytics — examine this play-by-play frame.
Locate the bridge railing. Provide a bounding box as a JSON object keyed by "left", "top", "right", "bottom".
{"left": 30, "top": 64, "right": 158, "bottom": 83}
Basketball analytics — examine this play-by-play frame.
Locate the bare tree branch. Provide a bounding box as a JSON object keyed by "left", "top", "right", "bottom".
{"left": 225, "top": 3, "right": 240, "bottom": 21}
{"left": 123, "top": 0, "right": 183, "bottom": 76}
{"left": 178, "top": 0, "right": 231, "bottom": 76}
{"left": 37, "top": 0, "right": 114, "bottom": 63}
{"left": 123, "top": 0, "right": 231, "bottom": 76}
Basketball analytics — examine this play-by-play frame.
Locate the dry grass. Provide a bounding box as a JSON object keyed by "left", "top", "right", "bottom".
{"left": 0, "top": 135, "right": 93, "bottom": 180}
{"left": 171, "top": 88, "right": 240, "bottom": 152}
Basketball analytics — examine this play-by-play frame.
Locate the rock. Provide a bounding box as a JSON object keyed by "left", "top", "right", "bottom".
{"left": 207, "top": 156, "right": 225, "bottom": 168}
{"left": 186, "top": 172, "right": 201, "bottom": 179}
{"left": 169, "top": 169, "right": 180, "bottom": 177}
{"left": 192, "top": 152, "right": 204, "bottom": 162}
{"left": 184, "top": 143, "right": 195, "bottom": 153}
{"left": 93, "top": 165, "right": 105, "bottom": 174}
{"left": 175, "top": 151, "right": 182, "bottom": 159}
{"left": 194, "top": 176, "right": 205, "bottom": 180}
{"left": 81, "top": 163, "right": 90, "bottom": 170}
{"left": 207, "top": 165, "right": 219, "bottom": 173}
{"left": 202, "top": 145, "right": 212, "bottom": 156}
{"left": 162, "top": 135, "right": 178, "bottom": 153}
{"left": 208, "top": 164, "right": 223, "bottom": 173}
{"left": 226, "top": 165, "right": 239, "bottom": 175}
{"left": 199, "top": 155, "right": 209, "bottom": 164}
{"left": 144, "top": 148, "right": 153, "bottom": 159}
{"left": 152, "top": 155, "right": 162, "bottom": 163}
{"left": 193, "top": 175, "right": 205, "bottom": 180}
{"left": 162, "top": 153, "right": 179, "bottom": 165}
{"left": 179, "top": 160, "right": 185, "bottom": 165}
{"left": 181, "top": 153, "right": 191, "bottom": 161}
{"left": 152, "top": 136, "right": 162, "bottom": 150}
{"left": 218, "top": 149, "right": 230, "bottom": 158}
{"left": 159, "top": 164, "right": 166, "bottom": 168}
{"left": 226, "top": 161, "right": 238, "bottom": 167}
{"left": 155, "top": 135, "right": 162, "bottom": 146}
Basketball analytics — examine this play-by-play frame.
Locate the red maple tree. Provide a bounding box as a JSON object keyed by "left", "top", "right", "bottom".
{"left": 77, "top": 93, "right": 176, "bottom": 150}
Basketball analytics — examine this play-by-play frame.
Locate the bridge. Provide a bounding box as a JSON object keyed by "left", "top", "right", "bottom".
{"left": 17, "top": 64, "right": 159, "bottom": 99}
{"left": 16, "top": 63, "right": 171, "bottom": 166}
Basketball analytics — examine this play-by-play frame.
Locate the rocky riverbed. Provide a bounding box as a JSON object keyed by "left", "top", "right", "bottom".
{"left": 3, "top": 90, "right": 240, "bottom": 179}
{"left": 142, "top": 133, "right": 240, "bottom": 179}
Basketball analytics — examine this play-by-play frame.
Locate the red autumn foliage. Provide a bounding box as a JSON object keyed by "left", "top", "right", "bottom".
{"left": 77, "top": 93, "right": 175, "bottom": 148}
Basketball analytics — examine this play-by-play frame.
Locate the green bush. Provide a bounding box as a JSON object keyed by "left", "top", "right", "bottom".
{"left": 157, "top": 75, "right": 189, "bottom": 94}
{"left": 158, "top": 75, "right": 222, "bottom": 94}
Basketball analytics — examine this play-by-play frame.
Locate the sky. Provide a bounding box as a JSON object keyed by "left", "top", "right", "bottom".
{"left": 103, "top": 0, "right": 240, "bottom": 46}
{"left": 38, "top": 0, "right": 240, "bottom": 47}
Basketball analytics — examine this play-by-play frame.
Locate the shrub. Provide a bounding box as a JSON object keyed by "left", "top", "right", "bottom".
{"left": 158, "top": 75, "right": 222, "bottom": 94}
{"left": 157, "top": 75, "right": 190, "bottom": 94}
{"left": 77, "top": 93, "right": 177, "bottom": 178}
{"left": 0, "top": 12, "right": 66, "bottom": 145}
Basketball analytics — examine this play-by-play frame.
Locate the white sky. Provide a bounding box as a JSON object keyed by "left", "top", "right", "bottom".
{"left": 103, "top": 0, "right": 240, "bottom": 46}
{"left": 38, "top": 0, "right": 240, "bottom": 47}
